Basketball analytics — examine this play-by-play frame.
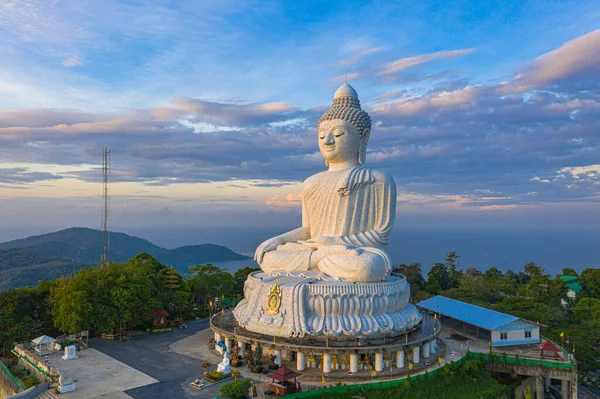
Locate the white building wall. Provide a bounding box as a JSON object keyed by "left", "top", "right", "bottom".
{"left": 507, "top": 330, "right": 524, "bottom": 340}
{"left": 491, "top": 330, "right": 500, "bottom": 341}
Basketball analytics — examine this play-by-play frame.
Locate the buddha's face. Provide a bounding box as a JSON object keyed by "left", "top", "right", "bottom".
{"left": 318, "top": 119, "right": 362, "bottom": 165}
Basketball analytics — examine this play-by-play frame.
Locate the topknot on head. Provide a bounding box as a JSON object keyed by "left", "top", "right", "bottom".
{"left": 318, "top": 83, "right": 371, "bottom": 134}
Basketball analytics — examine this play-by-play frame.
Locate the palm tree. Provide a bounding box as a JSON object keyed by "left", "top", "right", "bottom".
{"left": 202, "top": 360, "right": 211, "bottom": 375}
{"left": 231, "top": 369, "right": 240, "bottom": 380}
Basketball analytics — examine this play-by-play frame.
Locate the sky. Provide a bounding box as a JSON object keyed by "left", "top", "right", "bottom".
{"left": 1, "top": 1, "right": 599, "bottom": 271}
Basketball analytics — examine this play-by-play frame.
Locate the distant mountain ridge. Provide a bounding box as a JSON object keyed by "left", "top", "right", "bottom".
{"left": 0, "top": 227, "right": 251, "bottom": 290}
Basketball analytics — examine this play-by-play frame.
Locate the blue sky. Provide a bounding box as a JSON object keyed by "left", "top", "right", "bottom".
{"left": 1, "top": 0, "right": 599, "bottom": 263}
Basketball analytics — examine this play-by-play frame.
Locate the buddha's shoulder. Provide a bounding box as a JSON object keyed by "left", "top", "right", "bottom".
{"left": 302, "top": 171, "right": 328, "bottom": 188}
{"left": 370, "top": 168, "right": 396, "bottom": 185}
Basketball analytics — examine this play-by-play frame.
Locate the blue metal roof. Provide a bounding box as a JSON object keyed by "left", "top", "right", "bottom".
{"left": 417, "top": 295, "right": 523, "bottom": 331}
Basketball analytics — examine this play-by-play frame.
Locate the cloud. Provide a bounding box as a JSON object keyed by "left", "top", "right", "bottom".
{"left": 339, "top": 46, "right": 387, "bottom": 67}
{"left": 265, "top": 193, "right": 302, "bottom": 207}
{"left": 499, "top": 29, "right": 600, "bottom": 94}
{"left": 378, "top": 48, "right": 475, "bottom": 76}
{"left": 63, "top": 56, "right": 84, "bottom": 67}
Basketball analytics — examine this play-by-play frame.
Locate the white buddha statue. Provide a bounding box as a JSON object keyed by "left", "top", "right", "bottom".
{"left": 255, "top": 83, "right": 396, "bottom": 283}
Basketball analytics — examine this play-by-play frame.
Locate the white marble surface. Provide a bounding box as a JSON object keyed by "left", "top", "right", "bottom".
{"left": 233, "top": 271, "right": 421, "bottom": 337}
{"left": 236, "top": 84, "right": 421, "bottom": 338}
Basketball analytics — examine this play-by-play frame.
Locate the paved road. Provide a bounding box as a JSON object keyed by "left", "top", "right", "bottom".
{"left": 91, "top": 319, "right": 224, "bottom": 399}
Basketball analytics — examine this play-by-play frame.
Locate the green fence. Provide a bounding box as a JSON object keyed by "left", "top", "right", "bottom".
{"left": 11, "top": 349, "right": 53, "bottom": 379}
{"left": 287, "top": 356, "right": 468, "bottom": 398}
{"left": 286, "top": 350, "right": 575, "bottom": 398}
{"left": 1, "top": 359, "right": 25, "bottom": 391}
{"left": 220, "top": 298, "right": 239, "bottom": 307}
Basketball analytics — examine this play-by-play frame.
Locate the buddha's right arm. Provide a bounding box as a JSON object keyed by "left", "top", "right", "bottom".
{"left": 277, "top": 226, "right": 311, "bottom": 243}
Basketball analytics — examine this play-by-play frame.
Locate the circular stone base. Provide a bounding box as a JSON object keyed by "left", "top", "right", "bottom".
{"left": 233, "top": 272, "right": 422, "bottom": 338}
{"left": 212, "top": 311, "right": 440, "bottom": 355}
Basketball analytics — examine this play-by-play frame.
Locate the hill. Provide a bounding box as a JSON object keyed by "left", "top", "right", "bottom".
{"left": 0, "top": 248, "right": 84, "bottom": 290}
{"left": 0, "top": 227, "right": 251, "bottom": 290}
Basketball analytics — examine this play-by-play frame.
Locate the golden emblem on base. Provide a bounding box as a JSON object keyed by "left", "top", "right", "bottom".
{"left": 266, "top": 280, "right": 282, "bottom": 315}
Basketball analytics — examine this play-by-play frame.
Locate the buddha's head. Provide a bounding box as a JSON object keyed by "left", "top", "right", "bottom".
{"left": 318, "top": 83, "right": 371, "bottom": 166}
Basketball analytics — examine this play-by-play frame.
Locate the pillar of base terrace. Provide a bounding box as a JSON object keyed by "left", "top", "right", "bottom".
{"left": 422, "top": 342, "right": 430, "bottom": 358}
{"left": 396, "top": 351, "right": 405, "bottom": 368}
{"left": 561, "top": 380, "right": 569, "bottom": 399}
{"left": 225, "top": 337, "right": 232, "bottom": 353}
{"left": 323, "top": 353, "right": 332, "bottom": 374}
{"left": 238, "top": 342, "right": 246, "bottom": 358}
{"left": 412, "top": 346, "right": 420, "bottom": 364}
{"left": 296, "top": 352, "right": 305, "bottom": 371}
{"left": 349, "top": 354, "right": 358, "bottom": 373}
{"left": 375, "top": 353, "right": 384, "bottom": 372}
{"left": 536, "top": 376, "right": 543, "bottom": 399}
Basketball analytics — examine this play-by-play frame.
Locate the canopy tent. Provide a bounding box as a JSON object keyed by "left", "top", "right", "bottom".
{"left": 32, "top": 335, "right": 56, "bottom": 355}
{"left": 539, "top": 340, "right": 562, "bottom": 359}
{"left": 267, "top": 366, "right": 302, "bottom": 396}
{"left": 266, "top": 366, "right": 302, "bottom": 382}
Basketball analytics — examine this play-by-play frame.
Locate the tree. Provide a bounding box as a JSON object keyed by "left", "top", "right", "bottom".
{"left": 231, "top": 369, "right": 240, "bottom": 380}
{"left": 580, "top": 268, "right": 600, "bottom": 299}
{"left": 233, "top": 266, "right": 260, "bottom": 298}
{"left": 464, "top": 267, "right": 482, "bottom": 279}
{"left": 426, "top": 263, "right": 450, "bottom": 294}
{"left": 398, "top": 263, "right": 426, "bottom": 291}
{"left": 561, "top": 268, "right": 578, "bottom": 277}
{"left": 572, "top": 298, "right": 600, "bottom": 324}
{"left": 220, "top": 378, "right": 252, "bottom": 399}
{"left": 187, "top": 264, "right": 234, "bottom": 302}
{"left": 482, "top": 267, "right": 503, "bottom": 281}
{"left": 445, "top": 252, "right": 463, "bottom": 289}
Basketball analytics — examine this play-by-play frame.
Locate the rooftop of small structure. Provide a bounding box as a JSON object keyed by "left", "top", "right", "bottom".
{"left": 417, "top": 295, "right": 542, "bottom": 331}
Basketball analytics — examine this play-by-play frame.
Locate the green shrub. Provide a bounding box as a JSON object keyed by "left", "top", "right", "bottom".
{"left": 221, "top": 378, "right": 252, "bottom": 399}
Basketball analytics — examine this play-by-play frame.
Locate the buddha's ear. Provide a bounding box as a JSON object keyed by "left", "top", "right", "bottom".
{"left": 358, "top": 129, "right": 370, "bottom": 165}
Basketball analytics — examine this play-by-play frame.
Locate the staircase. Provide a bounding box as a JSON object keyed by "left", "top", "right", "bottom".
{"left": 33, "top": 389, "right": 59, "bottom": 399}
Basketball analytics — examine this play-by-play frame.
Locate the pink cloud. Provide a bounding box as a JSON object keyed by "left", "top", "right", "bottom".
{"left": 499, "top": 29, "right": 600, "bottom": 94}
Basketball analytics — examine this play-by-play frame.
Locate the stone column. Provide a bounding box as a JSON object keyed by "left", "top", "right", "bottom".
{"left": 296, "top": 352, "right": 305, "bottom": 372}
{"left": 536, "top": 376, "right": 543, "bottom": 399}
{"left": 429, "top": 341, "right": 435, "bottom": 355}
{"left": 349, "top": 354, "right": 359, "bottom": 373}
{"left": 561, "top": 380, "right": 568, "bottom": 399}
{"left": 225, "top": 337, "right": 232, "bottom": 353}
{"left": 396, "top": 350, "right": 405, "bottom": 368}
{"left": 571, "top": 375, "right": 578, "bottom": 399}
{"left": 374, "top": 353, "right": 384, "bottom": 372}
{"left": 422, "top": 342, "right": 430, "bottom": 358}
{"left": 214, "top": 332, "right": 221, "bottom": 343}
{"left": 239, "top": 342, "right": 246, "bottom": 358}
{"left": 274, "top": 349, "right": 282, "bottom": 367}
{"left": 544, "top": 377, "right": 550, "bottom": 393}
{"left": 323, "top": 353, "right": 332, "bottom": 374}
{"left": 412, "top": 346, "right": 420, "bottom": 364}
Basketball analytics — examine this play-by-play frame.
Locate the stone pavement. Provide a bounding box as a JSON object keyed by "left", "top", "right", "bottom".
{"left": 49, "top": 349, "right": 157, "bottom": 399}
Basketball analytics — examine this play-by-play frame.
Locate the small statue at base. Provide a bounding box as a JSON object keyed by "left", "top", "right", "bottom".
{"left": 217, "top": 351, "right": 231, "bottom": 375}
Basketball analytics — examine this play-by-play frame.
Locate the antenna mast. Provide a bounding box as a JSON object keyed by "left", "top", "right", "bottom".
{"left": 102, "top": 147, "right": 111, "bottom": 265}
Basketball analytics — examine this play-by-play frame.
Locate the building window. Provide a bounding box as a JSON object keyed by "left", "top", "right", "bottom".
{"left": 525, "top": 331, "right": 532, "bottom": 338}
{"left": 500, "top": 332, "right": 507, "bottom": 340}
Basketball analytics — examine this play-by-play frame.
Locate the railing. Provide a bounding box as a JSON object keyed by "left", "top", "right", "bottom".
{"left": 11, "top": 345, "right": 59, "bottom": 380}
{"left": 1, "top": 359, "right": 24, "bottom": 391}
{"left": 471, "top": 351, "right": 576, "bottom": 370}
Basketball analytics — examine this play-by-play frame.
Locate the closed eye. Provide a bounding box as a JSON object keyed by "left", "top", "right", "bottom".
{"left": 335, "top": 132, "right": 345, "bottom": 137}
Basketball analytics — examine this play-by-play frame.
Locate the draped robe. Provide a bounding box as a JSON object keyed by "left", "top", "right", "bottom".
{"left": 260, "top": 166, "right": 396, "bottom": 282}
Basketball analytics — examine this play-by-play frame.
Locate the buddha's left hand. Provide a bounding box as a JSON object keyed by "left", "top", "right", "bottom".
{"left": 298, "top": 236, "right": 342, "bottom": 249}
